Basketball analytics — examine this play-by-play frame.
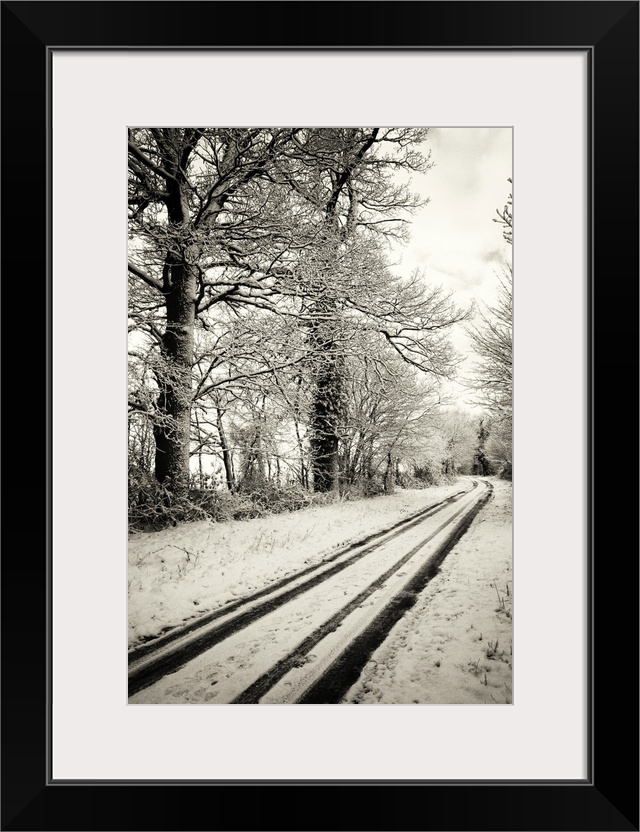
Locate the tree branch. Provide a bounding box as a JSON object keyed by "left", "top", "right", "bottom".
{"left": 128, "top": 139, "right": 179, "bottom": 185}
{"left": 128, "top": 262, "right": 164, "bottom": 292}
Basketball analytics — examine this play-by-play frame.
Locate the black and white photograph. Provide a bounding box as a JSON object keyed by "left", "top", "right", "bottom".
{"left": 3, "top": 0, "right": 637, "bottom": 822}
{"left": 127, "top": 126, "right": 513, "bottom": 705}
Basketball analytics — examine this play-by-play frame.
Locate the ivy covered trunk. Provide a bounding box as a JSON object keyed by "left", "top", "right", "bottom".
{"left": 473, "top": 418, "right": 494, "bottom": 476}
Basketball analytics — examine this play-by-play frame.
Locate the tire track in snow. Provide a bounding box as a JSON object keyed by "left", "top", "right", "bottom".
{"left": 128, "top": 483, "right": 478, "bottom": 697}
{"left": 232, "top": 481, "right": 493, "bottom": 704}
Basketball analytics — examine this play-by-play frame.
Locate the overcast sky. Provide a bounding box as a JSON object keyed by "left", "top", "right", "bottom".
{"left": 393, "top": 127, "right": 513, "bottom": 408}
{"left": 398, "top": 127, "right": 512, "bottom": 304}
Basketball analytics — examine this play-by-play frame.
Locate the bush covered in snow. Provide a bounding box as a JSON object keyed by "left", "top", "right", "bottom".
{"left": 410, "top": 460, "right": 452, "bottom": 487}
{"left": 129, "top": 459, "right": 467, "bottom": 532}
{"left": 129, "top": 472, "right": 319, "bottom": 530}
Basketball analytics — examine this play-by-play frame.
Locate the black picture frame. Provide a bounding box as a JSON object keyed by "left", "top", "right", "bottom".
{"left": 2, "top": 2, "right": 638, "bottom": 830}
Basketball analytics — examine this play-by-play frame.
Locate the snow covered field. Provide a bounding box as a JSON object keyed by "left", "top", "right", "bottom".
{"left": 344, "top": 478, "right": 512, "bottom": 704}
{"left": 128, "top": 481, "right": 467, "bottom": 648}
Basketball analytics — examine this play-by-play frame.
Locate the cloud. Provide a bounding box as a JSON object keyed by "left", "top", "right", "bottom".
{"left": 481, "top": 246, "right": 506, "bottom": 264}
{"left": 395, "top": 127, "right": 511, "bottom": 307}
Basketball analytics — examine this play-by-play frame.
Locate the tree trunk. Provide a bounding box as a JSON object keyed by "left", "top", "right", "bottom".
{"left": 310, "top": 356, "right": 342, "bottom": 492}
{"left": 153, "top": 257, "right": 196, "bottom": 504}
{"left": 383, "top": 451, "right": 395, "bottom": 493}
{"left": 308, "top": 135, "right": 374, "bottom": 494}
{"left": 395, "top": 456, "right": 403, "bottom": 487}
{"left": 194, "top": 411, "right": 204, "bottom": 489}
{"left": 215, "top": 406, "right": 235, "bottom": 492}
{"left": 291, "top": 377, "right": 308, "bottom": 488}
{"left": 149, "top": 139, "right": 198, "bottom": 509}
{"left": 293, "top": 425, "right": 306, "bottom": 488}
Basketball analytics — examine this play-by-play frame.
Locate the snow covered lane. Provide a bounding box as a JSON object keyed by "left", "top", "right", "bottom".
{"left": 344, "top": 479, "right": 512, "bottom": 705}
{"left": 128, "top": 481, "right": 468, "bottom": 648}
{"left": 129, "top": 483, "right": 490, "bottom": 704}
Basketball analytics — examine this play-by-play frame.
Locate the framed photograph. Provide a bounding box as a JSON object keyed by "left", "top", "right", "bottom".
{"left": 2, "top": 2, "right": 637, "bottom": 830}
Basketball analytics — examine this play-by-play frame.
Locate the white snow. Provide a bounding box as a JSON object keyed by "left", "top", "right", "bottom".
{"left": 128, "top": 482, "right": 465, "bottom": 649}
{"left": 129, "top": 483, "right": 488, "bottom": 704}
{"left": 129, "top": 478, "right": 512, "bottom": 707}
{"left": 344, "top": 479, "right": 513, "bottom": 704}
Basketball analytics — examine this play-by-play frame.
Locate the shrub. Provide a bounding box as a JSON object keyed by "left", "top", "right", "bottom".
{"left": 411, "top": 460, "right": 446, "bottom": 486}
{"left": 189, "top": 488, "right": 257, "bottom": 522}
{"left": 238, "top": 481, "right": 313, "bottom": 515}
{"left": 129, "top": 477, "right": 322, "bottom": 531}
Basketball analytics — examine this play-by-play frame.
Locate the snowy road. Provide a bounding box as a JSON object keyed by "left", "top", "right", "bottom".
{"left": 129, "top": 479, "right": 492, "bottom": 704}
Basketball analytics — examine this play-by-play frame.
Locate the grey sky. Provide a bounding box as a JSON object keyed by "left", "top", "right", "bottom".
{"left": 392, "top": 127, "right": 512, "bottom": 408}
{"left": 399, "top": 127, "right": 512, "bottom": 307}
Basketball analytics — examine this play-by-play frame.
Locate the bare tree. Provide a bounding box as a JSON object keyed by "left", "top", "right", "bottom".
{"left": 493, "top": 177, "right": 512, "bottom": 245}
{"left": 467, "top": 178, "right": 513, "bottom": 477}
{"left": 467, "top": 265, "right": 512, "bottom": 419}
{"left": 339, "top": 342, "right": 444, "bottom": 493}
{"left": 128, "top": 127, "right": 469, "bottom": 518}
{"left": 128, "top": 128, "right": 303, "bottom": 504}
{"left": 284, "top": 128, "right": 435, "bottom": 492}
